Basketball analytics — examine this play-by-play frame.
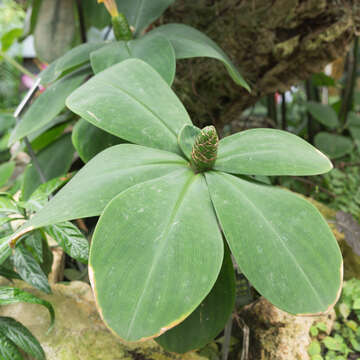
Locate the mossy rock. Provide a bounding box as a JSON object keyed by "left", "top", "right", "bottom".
{"left": 0, "top": 280, "right": 207, "bottom": 360}
{"left": 307, "top": 197, "right": 360, "bottom": 280}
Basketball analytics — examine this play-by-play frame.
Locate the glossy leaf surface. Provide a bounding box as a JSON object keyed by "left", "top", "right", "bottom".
{"left": 45, "top": 222, "right": 89, "bottom": 264}
{"left": 118, "top": 0, "right": 175, "bottom": 36}
{"left": 21, "top": 134, "right": 74, "bottom": 200}
{"left": 314, "top": 132, "right": 353, "bottom": 159}
{"left": 10, "top": 68, "right": 90, "bottom": 144}
{"left": 21, "top": 145, "right": 188, "bottom": 230}
{"left": 0, "top": 317, "right": 45, "bottom": 360}
{"left": 150, "top": 24, "right": 249, "bottom": 90}
{"left": 214, "top": 129, "right": 333, "bottom": 176}
{"left": 72, "top": 119, "right": 124, "bottom": 163}
{"left": 13, "top": 245, "right": 51, "bottom": 294}
{"left": 206, "top": 171, "right": 343, "bottom": 315}
{"left": 66, "top": 59, "right": 191, "bottom": 154}
{"left": 90, "top": 33, "right": 176, "bottom": 85}
{"left": 0, "top": 287, "right": 54, "bottom": 328}
{"left": 90, "top": 170, "right": 223, "bottom": 341}
{"left": 156, "top": 247, "right": 235, "bottom": 353}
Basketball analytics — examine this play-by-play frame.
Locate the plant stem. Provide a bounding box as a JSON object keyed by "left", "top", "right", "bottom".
{"left": 339, "top": 37, "right": 358, "bottom": 124}
{"left": 23, "top": 137, "right": 47, "bottom": 184}
{"left": 305, "top": 79, "right": 316, "bottom": 144}
{"left": 0, "top": 50, "right": 35, "bottom": 78}
{"left": 281, "top": 93, "right": 287, "bottom": 130}
{"left": 267, "top": 94, "right": 277, "bottom": 127}
{"left": 75, "top": 0, "right": 87, "bottom": 43}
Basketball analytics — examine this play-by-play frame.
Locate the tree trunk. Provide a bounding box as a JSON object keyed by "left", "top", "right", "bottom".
{"left": 163, "top": 0, "right": 359, "bottom": 129}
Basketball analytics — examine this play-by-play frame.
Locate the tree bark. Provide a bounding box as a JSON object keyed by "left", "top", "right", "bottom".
{"left": 163, "top": 0, "right": 359, "bottom": 129}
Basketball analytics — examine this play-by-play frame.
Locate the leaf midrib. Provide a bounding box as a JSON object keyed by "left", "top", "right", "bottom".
{"left": 101, "top": 81, "right": 179, "bottom": 139}
{"left": 126, "top": 172, "right": 197, "bottom": 339}
{"left": 219, "top": 173, "right": 326, "bottom": 309}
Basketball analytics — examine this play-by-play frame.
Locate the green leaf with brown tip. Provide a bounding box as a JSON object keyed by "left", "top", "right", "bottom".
{"left": 89, "top": 169, "right": 223, "bottom": 341}
{"left": 214, "top": 128, "right": 333, "bottom": 176}
{"left": 206, "top": 171, "right": 342, "bottom": 315}
{"left": 156, "top": 246, "right": 235, "bottom": 353}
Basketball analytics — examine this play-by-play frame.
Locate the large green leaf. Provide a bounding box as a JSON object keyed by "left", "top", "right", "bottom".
{"left": 214, "top": 129, "right": 333, "bottom": 176}
{"left": 150, "top": 24, "right": 250, "bottom": 91}
{"left": 0, "top": 317, "right": 45, "bottom": 360}
{"left": 0, "top": 287, "right": 54, "bottom": 328}
{"left": 314, "top": 132, "right": 353, "bottom": 159}
{"left": 156, "top": 247, "right": 235, "bottom": 353}
{"left": 0, "top": 332, "right": 22, "bottom": 360}
{"left": 72, "top": 118, "right": 124, "bottom": 163}
{"left": 206, "top": 171, "right": 342, "bottom": 315}
{"left": 118, "top": 0, "right": 175, "bottom": 37}
{"left": 89, "top": 169, "right": 223, "bottom": 341}
{"left": 66, "top": 59, "right": 191, "bottom": 154}
{"left": 10, "top": 67, "right": 90, "bottom": 144}
{"left": 306, "top": 102, "right": 339, "bottom": 129}
{"left": 45, "top": 221, "right": 89, "bottom": 264}
{"left": 90, "top": 33, "right": 175, "bottom": 85}
{"left": 17, "top": 145, "right": 188, "bottom": 231}
{"left": 13, "top": 245, "right": 51, "bottom": 294}
{"left": 21, "top": 134, "right": 75, "bottom": 200}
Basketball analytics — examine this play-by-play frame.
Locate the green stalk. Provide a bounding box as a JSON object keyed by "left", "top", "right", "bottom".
{"left": 339, "top": 37, "right": 358, "bottom": 125}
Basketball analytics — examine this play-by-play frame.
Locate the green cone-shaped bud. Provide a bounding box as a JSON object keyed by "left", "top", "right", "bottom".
{"left": 191, "top": 126, "right": 219, "bottom": 172}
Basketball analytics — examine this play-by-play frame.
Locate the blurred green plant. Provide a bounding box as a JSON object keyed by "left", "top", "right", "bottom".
{"left": 308, "top": 279, "right": 360, "bottom": 360}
